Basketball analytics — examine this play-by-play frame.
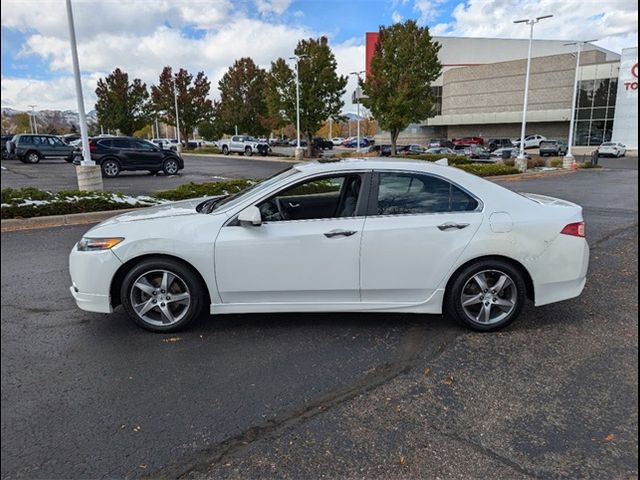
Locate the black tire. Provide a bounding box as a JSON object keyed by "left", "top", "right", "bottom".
{"left": 245, "top": 146, "right": 253, "bottom": 157}
{"left": 445, "top": 259, "right": 527, "bottom": 332}
{"left": 120, "top": 258, "right": 206, "bottom": 333}
{"left": 222, "top": 145, "right": 229, "bottom": 155}
{"left": 163, "top": 158, "right": 180, "bottom": 175}
{"left": 101, "top": 159, "right": 121, "bottom": 177}
{"left": 25, "top": 150, "right": 41, "bottom": 164}
{"left": 65, "top": 154, "right": 74, "bottom": 163}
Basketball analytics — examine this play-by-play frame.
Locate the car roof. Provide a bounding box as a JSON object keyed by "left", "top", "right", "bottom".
{"left": 295, "top": 158, "right": 457, "bottom": 175}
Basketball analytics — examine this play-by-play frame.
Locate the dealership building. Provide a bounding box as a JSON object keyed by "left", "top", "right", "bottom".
{"left": 365, "top": 34, "right": 638, "bottom": 148}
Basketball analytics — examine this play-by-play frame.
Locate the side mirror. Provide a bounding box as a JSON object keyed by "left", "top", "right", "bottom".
{"left": 238, "top": 206, "right": 262, "bottom": 226}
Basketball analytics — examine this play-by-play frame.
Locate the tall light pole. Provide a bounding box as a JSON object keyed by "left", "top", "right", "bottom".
{"left": 350, "top": 70, "right": 365, "bottom": 152}
{"left": 514, "top": 14, "right": 553, "bottom": 172}
{"left": 172, "top": 76, "right": 182, "bottom": 152}
{"left": 289, "top": 55, "right": 306, "bottom": 160}
{"left": 65, "top": 0, "right": 102, "bottom": 190}
{"left": 28, "top": 105, "right": 38, "bottom": 134}
{"left": 563, "top": 39, "right": 597, "bottom": 168}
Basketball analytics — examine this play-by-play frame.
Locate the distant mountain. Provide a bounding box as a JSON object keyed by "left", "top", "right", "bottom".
{"left": 1, "top": 107, "right": 98, "bottom": 134}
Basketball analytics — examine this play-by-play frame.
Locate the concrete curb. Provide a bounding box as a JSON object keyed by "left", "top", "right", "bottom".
{"left": 1, "top": 208, "right": 137, "bottom": 233}
{"left": 0, "top": 168, "right": 586, "bottom": 233}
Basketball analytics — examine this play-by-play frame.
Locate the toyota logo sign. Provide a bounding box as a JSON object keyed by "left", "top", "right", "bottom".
{"left": 625, "top": 62, "right": 638, "bottom": 91}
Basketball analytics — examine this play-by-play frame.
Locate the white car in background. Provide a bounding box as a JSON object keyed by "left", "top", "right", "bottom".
{"left": 597, "top": 142, "right": 626, "bottom": 157}
{"left": 513, "top": 134, "right": 547, "bottom": 149}
{"left": 332, "top": 137, "right": 345, "bottom": 146}
{"left": 69, "top": 159, "right": 589, "bottom": 333}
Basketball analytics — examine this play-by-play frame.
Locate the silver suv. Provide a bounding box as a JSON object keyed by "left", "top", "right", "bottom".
{"left": 7, "top": 134, "right": 76, "bottom": 164}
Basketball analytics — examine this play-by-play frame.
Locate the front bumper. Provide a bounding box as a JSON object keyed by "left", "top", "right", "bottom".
{"left": 69, "top": 246, "right": 123, "bottom": 313}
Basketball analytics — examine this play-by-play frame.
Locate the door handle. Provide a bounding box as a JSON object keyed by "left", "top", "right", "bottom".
{"left": 324, "top": 229, "right": 357, "bottom": 238}
{"left": 438, "top": 222, "right": 470, "bottom": 231}
{"left": 288, "top": 202, "right": 300, "bottom": 208}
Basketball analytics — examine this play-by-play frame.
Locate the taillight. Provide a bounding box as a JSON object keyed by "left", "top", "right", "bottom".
{"left": 89, "top": 141, "right": 97, "bottom": 151}
{"left": 561, "top": 222, "right": 585, "bottom": 238}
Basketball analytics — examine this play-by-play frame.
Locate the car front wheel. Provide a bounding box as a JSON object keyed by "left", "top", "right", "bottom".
{"left": 120, "top": 259, "right": 205, "bottom": 332}
{"left": 446, "top": 260, "right": 526, "bottom": 332}
{"left": 163, "top": 158, "right": 179, "bottom": 175}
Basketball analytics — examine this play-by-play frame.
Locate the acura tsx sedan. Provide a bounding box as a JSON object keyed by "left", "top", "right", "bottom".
{"left": 69, "top": 159, "right": 589, "bottom": 333}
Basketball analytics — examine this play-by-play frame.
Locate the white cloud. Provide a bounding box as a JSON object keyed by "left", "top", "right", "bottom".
{"left": 254, "top": 0, "right": 293, "bottom": 15}
{"left": 392, "top": 11, "right": 404, "bottom": 23}
{"left": 1, "top": 74, "right": 101, "bottom": 111}
{"left": 435, "top": 0, "right": 637, "bottom": 54}
{"left": 0, "top": 0, "right": 361, "bottom": 112}
{"left": 414, "top": 0, "right": 447, "bottom": 24}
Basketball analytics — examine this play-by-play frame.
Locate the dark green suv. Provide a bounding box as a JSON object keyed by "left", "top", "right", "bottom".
{"left": 6, "top": 134, "right": 76, "bottom": 164}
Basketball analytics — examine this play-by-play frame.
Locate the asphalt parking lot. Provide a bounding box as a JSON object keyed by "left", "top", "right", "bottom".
{"left": 1, "top": 160, "right": 638, "bottom": 478}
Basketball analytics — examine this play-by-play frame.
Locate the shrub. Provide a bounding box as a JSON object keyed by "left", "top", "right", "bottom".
{"left": 192, "top": 146, "right": 222, "bottom": 155}
{"left": 578, "top": 161, "right": 602, "bottom": 169}
{"left": 393, "top": 153, "right": 472, "bottom": 165}
{"left": 528, "top": 158, "right": 547, "bottom": 168}
{"left": 549, "top": 158, "right": 563, "bottom": 168}
{"left": 154, "top": 179, "right": 254, "bottom": 201}
{"left": 455, "top": 163, "right": 520, "bottom": 177}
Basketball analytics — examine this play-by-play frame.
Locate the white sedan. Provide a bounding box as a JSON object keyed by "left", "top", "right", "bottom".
{"left": 69, "top": 159, "right": 589, "bottom": 333}
{"left": 597, "top": 142, "right": 626, "bottom": 157}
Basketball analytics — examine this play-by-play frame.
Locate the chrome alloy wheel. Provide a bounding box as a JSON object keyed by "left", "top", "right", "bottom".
{"left": 164, "top": 159, "right": 178, "bottom": 174}
{"left": 103, "top": 161, "right": 119, "bottom": 176}
{"left": 130, "top": 270, "right": 191, "bottom": 327}
{"left": 460, "top": 270, "right": 517, "bottom": 325}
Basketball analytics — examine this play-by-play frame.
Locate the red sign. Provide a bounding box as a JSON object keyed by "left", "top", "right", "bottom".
{"left": 624, "top": 63, "right": 638, "bottom": 91}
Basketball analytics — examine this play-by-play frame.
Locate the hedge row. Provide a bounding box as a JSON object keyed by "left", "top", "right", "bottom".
{"left": 154, "top": 179, "right": 254, "bottom": 201}
{"left": 455, "top": 163, "right": 520, "bottom": 177}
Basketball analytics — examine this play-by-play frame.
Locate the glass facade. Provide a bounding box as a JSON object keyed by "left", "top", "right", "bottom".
{"left": 574, "top": 71, "right": 618, "bottom": 146}
{"left": 431, "top": 86, "right": 442, "bottom": 116}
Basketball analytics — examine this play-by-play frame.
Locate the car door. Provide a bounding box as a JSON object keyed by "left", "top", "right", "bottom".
{"left": 129, "top": 139, "right": 164, "bottom": 169}
{"left": 360, "top": 171, "right": 483, "bottom": 303}
{"left": 214, "top": 172, "right": 370, "bottom": 304}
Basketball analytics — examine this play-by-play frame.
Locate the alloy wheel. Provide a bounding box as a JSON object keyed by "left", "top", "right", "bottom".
{"left": 130, "top": 269, "right": 191, "bottom": 327}
{"left": 460, "top": 270, "right": 518, "bottom": 325}
{"left": 103, "top": 161, "right": 119, "bottom": 177}
{"left": 164, "top": 160, "right": 178, "bottom": 175}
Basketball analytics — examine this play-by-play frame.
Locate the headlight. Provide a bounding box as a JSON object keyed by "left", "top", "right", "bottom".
{"left": 77, "top": 237, "right": 124, "bottom": 251}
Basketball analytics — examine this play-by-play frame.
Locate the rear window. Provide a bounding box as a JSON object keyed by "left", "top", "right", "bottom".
{"left": 539, "top": 141, "right": 556, "bottom": 147}
{"left": 376, "top": 172, "right": 479, "bottom": 215}
{"left": 601, "top": 142, "right": 615, "bottom": 146}
{"left": 111, "top": 138, "right": 130, "bottom": 149}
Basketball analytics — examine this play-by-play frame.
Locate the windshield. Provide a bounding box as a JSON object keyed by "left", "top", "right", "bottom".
{"left": 245, "top": 136, "right": 258, "bottom": 142}
{"left": 198, "top": 167, "right": 297, "bottom": 214}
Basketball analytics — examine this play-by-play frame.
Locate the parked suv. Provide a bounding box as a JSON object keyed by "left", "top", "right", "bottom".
{"left": 6, "top": 134, "right": 76, "bottom": 163}
{"left": 313, "top": 137, "right": 334, "bottom": 150}
{"left": 486, "top": 138, "right": 513, "bottom": 152}
{"left": 539, "top": 140, "right": 568, "bottom": 157}
{"left": 428, "top": 138, "right": 454, "bottom": 149}
{"left": 74, "top": 136, "right": 184, "bottom": 177}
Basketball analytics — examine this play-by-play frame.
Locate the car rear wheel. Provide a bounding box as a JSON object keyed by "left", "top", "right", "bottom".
{"left": 25, "top": 151, "right": 41, "bottom": 164}
{"left": 101, "top": 159, "right": 121, "bottom": 177}
{"left": 446, "top": 260, "right": 526, "bottom": 332}
{"left": 222, "top": 145, "right": 229, "bottom": 155}
{"left": 120, "top": 259, "right": 205, "bottom": 333}
{"left": 245, "top": 146, "right": 253, "bottom": 157}
{"left": 163, "top": 158, "right": 179, "bottom": 175}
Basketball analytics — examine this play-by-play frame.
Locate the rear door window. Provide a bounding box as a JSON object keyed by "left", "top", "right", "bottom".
{"left": 112, "top": 138, "right": 131, "bottom": 149}
{"left": 375, "top": 172, "right": 479, "bottom": 215}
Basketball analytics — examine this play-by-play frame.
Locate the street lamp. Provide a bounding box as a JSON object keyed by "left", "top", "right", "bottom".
{"left": 563, "top": 39, "right": 597, "bottom": 168}
{"left": 28, "top": 105, "right": 37, "bottom": 134}
{"left": 289, "top": 55, "right": 307, "bottom": 159}
{"left": 514, "top": 14, "right": 553, "bottom": 172}
{"left": 349, "top": 71, "right": 365, "bottom": 152}
{"left": 65, "top": 0, "right": 102, "bottom": 191}
{"left": 172, "top": 76, "right": 182, "bottom": 153}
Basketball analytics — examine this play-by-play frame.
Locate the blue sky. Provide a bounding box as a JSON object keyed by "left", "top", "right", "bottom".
{"left": 1, "top": 0, "right": 637, "bottom": 111}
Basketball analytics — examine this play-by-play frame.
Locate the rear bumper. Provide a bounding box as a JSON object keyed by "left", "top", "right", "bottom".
{"left": 532, "top": 237, "right": 590, "bottom": 306}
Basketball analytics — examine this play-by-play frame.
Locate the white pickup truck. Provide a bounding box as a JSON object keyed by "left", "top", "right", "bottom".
{"left": 219, "top": 136, "right": 270, "bottom": 156}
